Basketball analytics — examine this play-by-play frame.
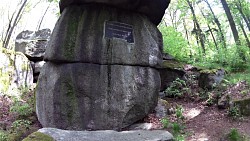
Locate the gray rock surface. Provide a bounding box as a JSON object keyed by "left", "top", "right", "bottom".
{"left": 59, "top": 0, "right": 171, "bottom": 25}
{"left": 44, "top": 5, "right": 162, "bottom": 68}
{"left": 15, "top": 29, "right": 51, "bottom": 60}
{"left": 15, "top": 29, "right": 50, "bottom": 82}
{"left": 36, "top": 62, "right": 160, "bottom": 130}
{"left": 198, "top": 69, "right": 225, "bottom": 89}
{"left": 38, "top": 128, "right": 173, "bottom": 141}
{"left": 159, "top": 60, "right": 185, "bottom": 91}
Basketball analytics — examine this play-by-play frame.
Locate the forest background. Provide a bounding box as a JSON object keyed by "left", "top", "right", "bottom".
{"left": 0, "top": 0, "right": 250, "bottom": 83}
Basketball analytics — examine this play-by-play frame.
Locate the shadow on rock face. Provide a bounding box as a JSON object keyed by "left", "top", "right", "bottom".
{"left": 59, "top": 0, "right": 171, "bottom": 25}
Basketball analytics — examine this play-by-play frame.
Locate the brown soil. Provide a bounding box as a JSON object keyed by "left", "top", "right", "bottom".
{"left": 175, "top": 99, "right": 250, "bottom": 141}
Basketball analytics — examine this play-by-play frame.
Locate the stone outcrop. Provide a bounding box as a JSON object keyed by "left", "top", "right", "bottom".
{"left": 15, "top": 29, "right": 51, "bottom": 82}
{"left": 198, "top": 69, "right": 225, "bottom": 89}
{"left": 36, "top": 2, "right": 167, "bottom": 131}
{"left": 59, "top": 0, "right": 171, "bottom": 25}
{"left": 23, "top": 128, "right": 173, "bottom": 141}
{"left": 159, "top": 60, "right": 185, "bottom": 91}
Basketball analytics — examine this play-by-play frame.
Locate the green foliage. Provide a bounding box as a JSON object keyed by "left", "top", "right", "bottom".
{"left": 10, "top": 101, "right": 33, "bottom": 118}
{"left": 227, "top": 128, "right": 244, "bottom": 141}
{"left": 11, "top": 120, "right": 31, "bottom": 131}
{"left": 175, "top": 105, "right": 184, "bottom": 120}
{"left": 164, "top": 78, "right": 189, "bottom": 98}
{"left": 226, "top": 67, "right": 250, "bottom": 84}
{"left": 159, "top": 26, "right": 189, "bottom": 61}
{"left": 160, "top": 118, "right": 170, "bottom": 129}
{"left": 22, "top": 132, "right": 54, "bottom": 141}
{"left": 228, "top": 105, "right": 241, "bottom": 119}
{"left": 0, "top": 131, "right": 8, "bottom": 141}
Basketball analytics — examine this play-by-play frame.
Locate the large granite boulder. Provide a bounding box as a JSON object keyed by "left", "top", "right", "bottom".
{"left": 23, "top": 128, "right": 173, "bottom": 141}
{"left": 44, "top": 5, "right": 163, "bottom": 68}
{"left": 59, "top": 0, "right": 171, "bottom": 25}
{"left": 37, "top": 2, "right": 165, "bottom": 131}
{"left": 36, "top": 62, "right": 160, "bottom": 130}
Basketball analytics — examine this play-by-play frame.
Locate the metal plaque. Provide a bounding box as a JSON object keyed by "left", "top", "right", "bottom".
{"left": 104, "top": 21, "right": 134, "bottom": 43}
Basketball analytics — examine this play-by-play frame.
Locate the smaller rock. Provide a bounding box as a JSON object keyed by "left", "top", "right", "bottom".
{"left": 159, "top": 60, "right": 185, "bottom": 91}
{"left": 218, "top": 94, "right": 230, "bottom": 109}
{"left": 15, "top": 29, "right": 51, "bottom": 60}
{"left": 155, "top": 99, "right": 174, "bottom": 119}
{"left": 198, "top": 69, "right": 225, "bottom": 89}
{"left": 127, "top": 123, "right": 153, "bottom": 130}
{"left": 36, "top": 128, "right": 173, "bottom": 141}
{"left": 232, "top": 98, "right": 250, "bottom": 116}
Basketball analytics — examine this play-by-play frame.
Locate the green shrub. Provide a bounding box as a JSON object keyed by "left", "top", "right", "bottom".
{"left": 11, "top": 120, "right": 31, "bottom": 133}
{"left": 10, "top": 102, "right": 33, "bottom": 117}
{"left": 227, "top": 128, "right": 244, "bottom": 141}
{"left": 0, "top": 131, "right": 8, "bottom": 141}
{"left": 160, "top": 118, "right": 170, "bottom": 129}
{"left": 164, "top": 78, "right": 188, "bottom": 98}
{"left": 228, "top": 105, "right": 241, "bottom": 119}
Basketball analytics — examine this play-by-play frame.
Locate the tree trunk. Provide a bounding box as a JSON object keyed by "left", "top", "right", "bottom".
{"left": 183, "top": 19, "right": 192, "bottom": 58}
{"left": 199, "top": 6, "right": 218, "bottom": 50}
{"left": 236, "top": 2, "right": 250, "bottom": 31}
{"left": 239, "top": 21, "right": 250, "bottom": 49}
{"left": 221, "top": 0, "right": 245, "bottom": 61}
{"left": 204, "top": 0, "right": 226, "bottom": 48}
{"left": 3, "top": 0, "right": 27, "bottom": 49}
{"left": 187, "top": 0, "right": 206, "bottom": 54}
{"left": 37, "top": 3, "right": 51, "bottom": 30}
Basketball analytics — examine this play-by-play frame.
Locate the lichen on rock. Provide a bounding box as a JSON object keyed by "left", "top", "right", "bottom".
{"left": 22, "top": 132, "right": 55, "bottom": 141}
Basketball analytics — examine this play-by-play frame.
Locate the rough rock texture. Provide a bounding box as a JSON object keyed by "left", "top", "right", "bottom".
{"left": 233, "top": 98, "right": 250, "bottom": 116}
{"left": 159, "top": 60, "right": 185, "bottom": 91}
{"left": 0, "top": 49, "right": 33, "bottom": 96}
{"left": 198, "top": 69, "right": 225, "bottom": 89}
{"left": 15, "top": 29, "right": 51, "bottom": 82}
{"left": 15, "top": 29, "right": 51, "bottom": 60}
{"left": 36, "top": 62, "right": 160, "bottom": 130}
{"left": 37, "top": 3, "right": 163, "bottom": 131}
{"left": 35, "top": 128, "right": 173, "bottom": 141}
{"left": 59, "top": 0, "right": 171, "bottom": 25}
{"left": 44, "top": 5, "right": 163, "bottom": 68}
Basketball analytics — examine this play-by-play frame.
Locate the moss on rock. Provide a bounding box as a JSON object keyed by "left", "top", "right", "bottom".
{"left": 22, "top": 132, "right": 55, "bottom": 141}
{"left": 233, "top": 97, "right": 250, "bottom": 116}
{"left": 161, "top": 60, "right": 184, "bottom": 70}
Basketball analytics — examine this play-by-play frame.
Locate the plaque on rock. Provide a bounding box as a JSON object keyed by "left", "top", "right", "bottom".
{"left": 104, "top": 21, "right": 134, "bottom": 43}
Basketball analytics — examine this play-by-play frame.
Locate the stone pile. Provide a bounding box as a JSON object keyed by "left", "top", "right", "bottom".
{"left": 36, "top": 0, "right": 170, "bottom": 130}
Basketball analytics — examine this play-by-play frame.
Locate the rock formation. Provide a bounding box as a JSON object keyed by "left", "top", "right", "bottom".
{"left": 36, "top": 1, "right": 170, "bottom": 130}
{"left": 15, "top": 29, "right": 51, "bottom": 82}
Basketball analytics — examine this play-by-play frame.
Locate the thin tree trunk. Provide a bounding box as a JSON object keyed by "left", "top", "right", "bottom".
{"left": 36, "top": 3, "right": 51, "bottom": 30}
{"left": 199, "top": 7, "right": 218, "bottom": 50}
{"left": 3, "top": 0, "right": 27, "bottom": 49}
{"left": 221, "top": 0, "right": 245, "bottom": 61}
{"left": 236, "top": 2, "right": 250, "bottom": 31}
{"left": 3, "top": 12, "right": 15, "bottom": 48}
{"left": 187, "top": 0, "right": 206, "bottom": 54}
{"left": 204, "top": 0, "right": 226, "bottom": 48}
{"left": 183, "top": 19, "right": 192, "bottom": 58}
{"left": 239, "top": 21, "right": 250, "bottom": 49}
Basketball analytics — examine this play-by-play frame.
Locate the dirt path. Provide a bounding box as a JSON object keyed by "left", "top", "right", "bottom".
{"left": 172, "top": 99, "right": 250, "bottom": 141}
